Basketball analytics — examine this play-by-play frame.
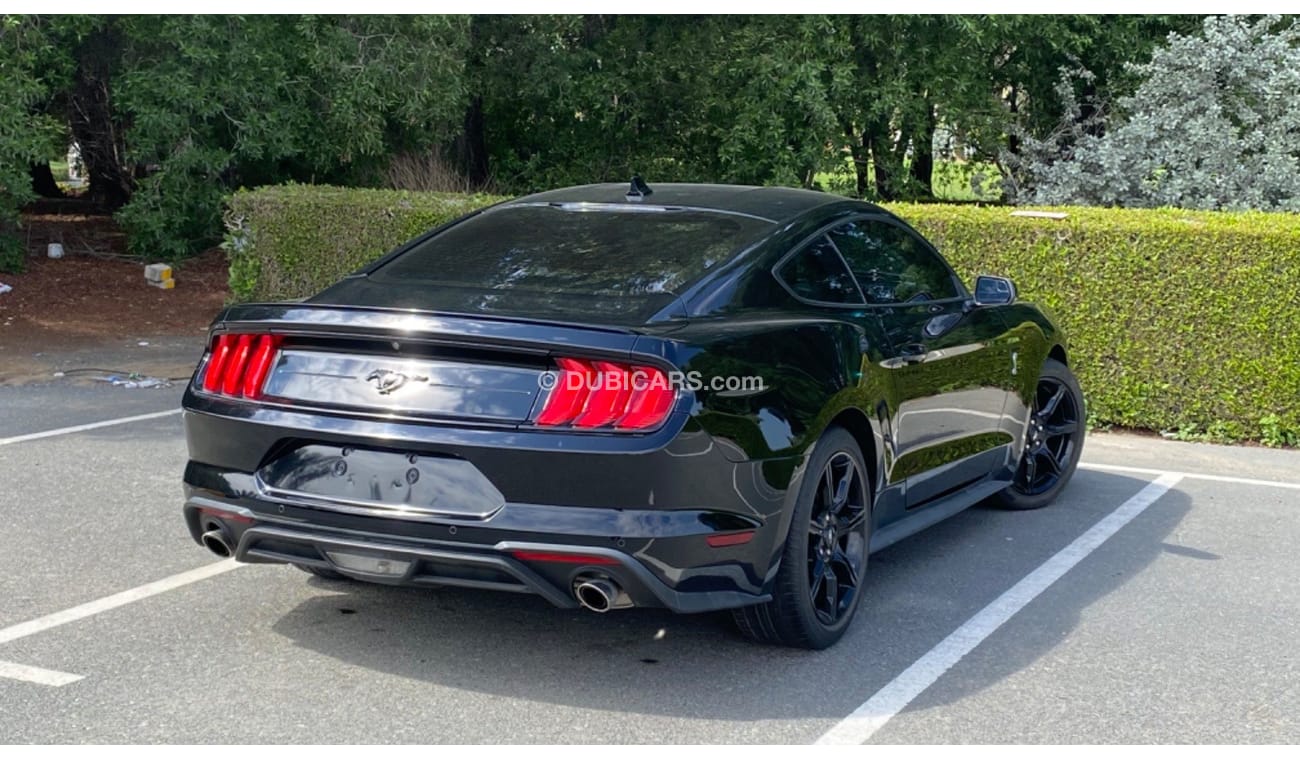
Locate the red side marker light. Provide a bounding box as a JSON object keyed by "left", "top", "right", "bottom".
{"left": 705, "top": 531, "right": 756, "bottom": 548}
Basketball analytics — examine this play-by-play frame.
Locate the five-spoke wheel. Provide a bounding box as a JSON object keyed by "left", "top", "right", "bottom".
{"left": 995, "top": 358, "right": 1085, "bottom": 510}
{"left": 733, "top": 426, "right": 869, "bottom": 649}
{"left": 807, "top": 452, "right": 867, "bottom": 626}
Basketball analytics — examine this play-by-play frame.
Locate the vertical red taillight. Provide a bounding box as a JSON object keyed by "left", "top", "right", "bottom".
{"left": 241, "top": 335, "right": 282, "bottom": 399}
{"left": 202, "top": 335, "right": 235, "bottom": 393}
{"left": 534, "top": 358, "right": 597, "bottom": 425}
{"left": 616, "top": 366, "right": 677, "bottom": 430}
{"left": 572, "top": 361, "right": 635, "bottom": 428}
{"left": 534, "top": 357, "right": 676, "bottom": 431}
{"left": 200, "top": 333, "right": 283, "bottom": 400}
{"left": 220, "top": 335, "right": 255, "bottom": 396}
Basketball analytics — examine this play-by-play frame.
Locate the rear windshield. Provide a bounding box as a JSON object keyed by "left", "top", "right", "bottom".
{"left": 371, "top": 204, "right": 772, "bottom": 298}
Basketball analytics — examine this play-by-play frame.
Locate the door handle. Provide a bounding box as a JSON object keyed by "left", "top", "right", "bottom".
{"left": 898, "top": 343, "right": 929, "bottom": 364}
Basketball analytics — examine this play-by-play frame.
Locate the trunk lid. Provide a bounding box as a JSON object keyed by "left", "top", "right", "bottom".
{"left": 207, "top": 303, "right": 669, "bottom": 427}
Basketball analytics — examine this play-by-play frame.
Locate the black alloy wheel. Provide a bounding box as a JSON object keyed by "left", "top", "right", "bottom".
{"left": 995, "top": 358, "right": 1085, "bottom": 510}
{"left": 807, "top": 451, "right": 868, "bottom": 625}
{"left": 732, "top": 426, "right": 870, "bottom": 649}
{"left": 1014, "top": 375, "right": 1081, "bottom": 495}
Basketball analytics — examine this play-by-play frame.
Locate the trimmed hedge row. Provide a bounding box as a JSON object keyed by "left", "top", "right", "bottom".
{"left": 223, "top": 185, "right": 1300, "bottom": 444}
{"left": 891, "top": 203, "right": 1300, "bottom": 446}
{"left": 223, "top": 184, "right": 506, "bottom": 303}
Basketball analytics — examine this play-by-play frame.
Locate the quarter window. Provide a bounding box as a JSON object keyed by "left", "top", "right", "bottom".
{"left": 828, "top": 220, "right": 960, "bottom": 304}
{"left": 777, "top": 235, "right": 863, "bottom": 305}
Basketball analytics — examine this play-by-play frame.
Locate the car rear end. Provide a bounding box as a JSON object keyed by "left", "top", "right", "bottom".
{"left": 181, "top": 199, "right": 787, "bottom": 613}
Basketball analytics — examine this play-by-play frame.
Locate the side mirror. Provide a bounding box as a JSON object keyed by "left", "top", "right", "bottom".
{"left": 973, "top": 275, "right": 1017, "bottom": 306}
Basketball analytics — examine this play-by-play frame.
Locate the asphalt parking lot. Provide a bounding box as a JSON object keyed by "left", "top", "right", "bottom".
{"left": 2, "top": 379, "right": 1298, "bottom": 743}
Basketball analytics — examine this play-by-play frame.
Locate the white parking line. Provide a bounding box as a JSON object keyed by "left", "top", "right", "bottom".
{"left": 0, "top": 409, "right": 183, "bottom": 446}
{"left": 0, "top": 560, "right": 241, "bottom": 646}
{"left": 1080, "top": 461, "right": 1300, "bottom": 491}
{"left": 816, "top": 472, "right": 1183, "bottom": 745}
{"left": 0, "top": 660, "right": 84, "bottom": 686}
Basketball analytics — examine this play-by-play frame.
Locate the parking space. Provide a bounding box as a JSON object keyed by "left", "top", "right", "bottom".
{"left": 1, "top": 385, "right": 1298, "bottom": 743}
{"left": 865, "top": 475, "right": 1300, "bottom": 743}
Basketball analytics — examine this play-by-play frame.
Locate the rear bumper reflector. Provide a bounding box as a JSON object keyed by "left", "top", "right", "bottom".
{"left": 705, "top": 530, "right": 756, "bottom": 548}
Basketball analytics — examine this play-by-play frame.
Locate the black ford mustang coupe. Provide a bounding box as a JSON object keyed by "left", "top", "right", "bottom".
{"left": 182, "top": 181, "right": 1084, "bottom": 649}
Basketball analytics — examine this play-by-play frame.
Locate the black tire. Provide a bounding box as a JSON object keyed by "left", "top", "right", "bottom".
{"left": 732, "top": 426, "right": 870, "bottom": 649}
{"left": 294, "top": 563, "right": 349, "bottom": 580}
{"left": 993, "top": 358, "right": 1085, "bottom": 510}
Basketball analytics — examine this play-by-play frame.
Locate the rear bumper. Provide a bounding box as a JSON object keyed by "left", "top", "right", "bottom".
{"left": 180, "top": 399, "right": 799, "bottom": 613}
{"left": 184, "top": 494, "right": 773, "bottom": 613}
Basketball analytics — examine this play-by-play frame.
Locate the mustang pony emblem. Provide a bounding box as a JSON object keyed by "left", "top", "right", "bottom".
{"left": 364, "top": 369, "right": 428, "bottom": 395}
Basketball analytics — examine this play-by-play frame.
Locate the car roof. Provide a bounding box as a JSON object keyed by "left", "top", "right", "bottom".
{"left": 508, "top": 182, "right": 877, "bottom": 224}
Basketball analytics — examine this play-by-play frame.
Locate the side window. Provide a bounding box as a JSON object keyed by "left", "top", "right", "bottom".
{"left": 777, "top": 235, "right": 863, "bottom": 305}
{"left": 828, "top": 219, "right": 960, "bottom": 305}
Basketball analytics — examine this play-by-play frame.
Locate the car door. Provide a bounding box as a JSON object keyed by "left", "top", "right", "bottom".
{"left": 826, "top": 217, "right": 1016, "bottom": 508}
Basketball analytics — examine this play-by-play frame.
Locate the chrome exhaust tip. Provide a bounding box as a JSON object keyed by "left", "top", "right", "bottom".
{"left": 201, "top": 528, "right": 234, "bottom": 558}
{"left": 573, "top": 577, "right": 621, "bottom": 613}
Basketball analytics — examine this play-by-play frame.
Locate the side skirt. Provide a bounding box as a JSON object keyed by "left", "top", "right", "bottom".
{"left": 868, "top": 477, "right": 1009, "bottom": 554}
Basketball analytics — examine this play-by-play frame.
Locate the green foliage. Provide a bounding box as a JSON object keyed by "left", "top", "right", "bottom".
{"left": 1022, "top": 16, "right": 1300, "bottom": 211}
{"left": 3, "top": 14, "right": 1201, "bottom": 260}
{"left": 466, "top": 15, "right": 1199, "bottom": 202}
{"left": 981, "top": 15, "right": 1200, "bottom": 143}
{"left": 112, "top": 15, "right": 473, "bottom": 261}
{"left": 0, "top": 234, "right": 23, "bottom": 272}
{"left": 0, "top": 16, "right": 74, "bottom": 272}
{"left": 885, "top": 203, "right": 1300, "bottom": 444}
{"left": 1258, "top": 414, "right": 1299, "bottom": 449}
{"left": 223, "top": 185, "right": 505, "bottom": 302}
{"left": 471, "top": 16, "right": 850, "bottom": 192}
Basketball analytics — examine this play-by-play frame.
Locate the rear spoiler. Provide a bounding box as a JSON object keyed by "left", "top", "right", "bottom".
{"left": 213, "top": 303, "right": 646, "bottom": 357}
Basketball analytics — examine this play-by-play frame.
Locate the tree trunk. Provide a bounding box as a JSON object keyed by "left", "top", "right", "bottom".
{"left": 454, "top": 95, "right": 490, "bottom": 188}
{"left": 68, "top": 26, "right": 133, "bottom": 210}
{"left": 847, "top": 127, "right": 870, "bottom": 198}
{"left": 1006, "top": 85, "right": 1021, "bottom": 157}
{"left": 908, "top": 101, "right": 936, "bottom": 200}
{"left": 451, "top": 15, "right": 492, "bottom": 188}
{"left": 866, "top": 114, "right": 905, "bottom": 201}
{"left": 29, "top": 163, "right": 65, "bottom": 199}
{"left": 1076, "top": 80, "right": 1104, "bottom": 138}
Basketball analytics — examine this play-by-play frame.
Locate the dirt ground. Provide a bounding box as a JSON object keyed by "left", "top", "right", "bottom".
{"left": 0, "top": 209, "right": 229, "bottom": 383}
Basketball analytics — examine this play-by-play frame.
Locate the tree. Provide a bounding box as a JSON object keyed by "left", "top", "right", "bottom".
{"left": 113, "top": 15, "right": 473, "bottom": 259}
{"left": 0, "top": 13, "right": 1216, "bottom": 271}
{"left": 830, "top": 15, "right": 992, "bottom": 201}
{"left": 0, "top": 14, "right": 472, "bottom": 266}
{"left": 68, "top": 17, "right": 133, "bottom": 209}
{"left": 1022, "top": 15, "right": 1300, "bottom": 211}
{"left": 469, "top": 15, "right": 846, "bottom": 193}
{"left": 931, "top": 15, "right": 1200, "bottom": 200}
{"left": 0, "top": 16, "right": 73, "bottom": 270}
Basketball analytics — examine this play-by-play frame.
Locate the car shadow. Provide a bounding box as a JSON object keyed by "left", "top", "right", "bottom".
{"left": 268, "top": 470, "right": 1193, "bottom": 725}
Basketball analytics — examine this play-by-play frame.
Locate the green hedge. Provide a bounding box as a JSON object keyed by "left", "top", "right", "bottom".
{"left": 888, "top": 203, "right": 1300, "bottom": 446}
{"left": 223, "top": 184, "right": 506, "bottom": 302}
{"left": 223, "top": 185, "right": 1300, "bottom": 445}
